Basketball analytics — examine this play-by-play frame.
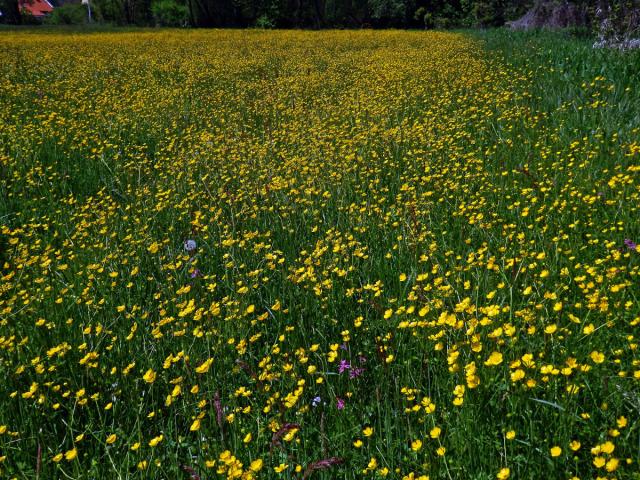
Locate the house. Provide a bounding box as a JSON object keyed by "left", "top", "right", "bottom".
{"left": 19, "top": 0, "right": 54, "bottom": 19}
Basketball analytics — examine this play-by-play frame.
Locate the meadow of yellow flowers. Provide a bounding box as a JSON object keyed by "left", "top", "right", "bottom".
{"left": 0, "top": 29, "right": 639, "bottom": 479}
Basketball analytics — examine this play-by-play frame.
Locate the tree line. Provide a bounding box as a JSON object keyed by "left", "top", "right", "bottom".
{"left": 0, "top": 0, "right": 540, "bottom": 27}
{"left": 0, "top": 0, "right": 638, "bottom": 34}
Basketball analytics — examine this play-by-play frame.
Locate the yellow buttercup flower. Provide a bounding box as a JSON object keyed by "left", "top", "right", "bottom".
{"left": 497, "top": 467, "right": 510, "bottom": 479}
{"left": 485, "top": 351, "right": 503, "bottom": 366}
{"left": 195, "top": 358, "right": 213, "bottom": 374}
{"left": 274, "top": 463, "right": 288, "bottom": 473}
{"left": 250, "top": 459, "right": 263, "bottom": 472}
{"left": 143, "top": 369, "right": 157, "bottom": 383}
{"left": 64, "top": 448, "right": 78, "bottom": 461}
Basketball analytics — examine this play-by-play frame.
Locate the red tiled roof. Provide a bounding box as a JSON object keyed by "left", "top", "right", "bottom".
{"left": 19, "top": 0, "right": 53, "bottom": 17}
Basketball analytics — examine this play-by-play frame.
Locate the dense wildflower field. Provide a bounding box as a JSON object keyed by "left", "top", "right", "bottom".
{"left": 0, "top": 29, "right": 639, "bottom": 480}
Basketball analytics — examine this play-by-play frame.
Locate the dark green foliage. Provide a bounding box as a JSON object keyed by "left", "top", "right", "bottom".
{"left": 254, "top": 13, "right": 274, "bottom": 27}
{"left": 414, "top": 1, "right": 467, "bottom": 29}
{"left": 472, "top": 0, "right": 504, "bottom": 27}
{"left": 45, "top": 3, "right": 88, "bottom": 24}
{"left": 597, "top": 0, "right": 640, "bottom": 39}
{"left": 368, "top": 0, "right": 409, "bottom": 25}
{"left": 92, "top": 0, "right": 153, "bottom": 24}
{"left": 151, "top": 0, "right": 187, "bottom": 25}
{"left": 0, "top": 0, "right": 21, "bottom": 23}
{"left": 3, "top": 0, "right": 639, "bottom": 35}
{"left": 19, "top": 10, "right": 43, "bottom": 23}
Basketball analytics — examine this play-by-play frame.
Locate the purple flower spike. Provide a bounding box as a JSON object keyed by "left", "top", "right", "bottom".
{"left": 336, "top": 398, "right": 345, "bottom": 410}
{"left": 624, "top": 239, "right": 637, "bottom": 251}
{"left": 338, "top": 359, "right": 351, "bottom": 374}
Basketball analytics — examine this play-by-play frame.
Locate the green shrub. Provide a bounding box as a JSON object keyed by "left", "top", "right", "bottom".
{"left": 45, "top": 3, "right": 88, "bottom": 25}
{"left": 20, "top": 10, "right": 43, "bottom": 24}
{"left": 150, "top": 0, "right": 187, "bottom": 27}
{"left": 254, "top": 14, "right": 275, "bottom": 29}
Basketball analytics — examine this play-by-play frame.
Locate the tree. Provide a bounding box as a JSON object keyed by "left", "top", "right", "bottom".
{"left": 0, "top": 0, "right": 22, "bottom": 24}
{"left": 472, "top": 0, "right": 505, "bottom": 27}
{"left": 368, "top": 0, "right": 408, "bottom": 26}
{"left": 151, "top": 0, "right": 187, "bottom": 25}
{"left": 92, "top": 0, "right": 153, "bottom": 24}
{"left": 186, "top": 0, "right": 238, "bottom": 26}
